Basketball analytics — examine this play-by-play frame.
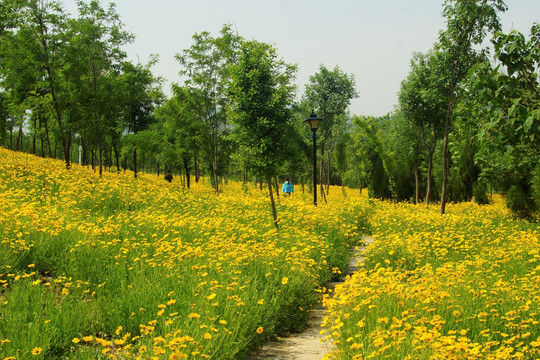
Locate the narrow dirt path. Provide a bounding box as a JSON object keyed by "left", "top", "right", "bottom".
{"left": 249, "top": 236, "right": 375, "bottom": 360}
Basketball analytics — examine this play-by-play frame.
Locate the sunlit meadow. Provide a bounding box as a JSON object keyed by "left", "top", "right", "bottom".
{"left": 0, "top": 148, "right": 367, "bottom": 359}
{"left": 323, "top": 194, "right": 540, "bottom": 359}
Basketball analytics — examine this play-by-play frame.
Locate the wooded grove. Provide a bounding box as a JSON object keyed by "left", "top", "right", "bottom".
{"left": 1, "top": 0, "right": 538, "bottom": 220}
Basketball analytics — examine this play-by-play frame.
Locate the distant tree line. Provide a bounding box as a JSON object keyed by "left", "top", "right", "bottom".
{"left": 1, "top": 0, "right": 538, "bottom": 220}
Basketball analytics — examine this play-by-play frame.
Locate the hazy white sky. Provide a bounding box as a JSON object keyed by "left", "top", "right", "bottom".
{"left": 63, "top": 0, "right": 540, "bottom": 117}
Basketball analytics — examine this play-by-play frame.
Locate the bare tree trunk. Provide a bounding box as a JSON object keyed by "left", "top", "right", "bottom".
{"left": 81, "top": 137, "right": 87, "bottom": 165}
{"left": 322, "top": 184, "right": 328, "bottom": 204}
{"left": 113, "top": 141, "right": 120, "bottom": 172}
{"left": 266, "top": 177, "right": 279, "bottom": 230}
{"left": 194, "top": 153, "right": 200, "bottom": 183}
{"left": 42, "top": 118, "right": 51, "bottom": 157}
{"left": 32, "top": 116, "right": 37, "bottom": 155}
{"left": 441, "top": 84, "right": 456, "bottom": 215}
{"left": 99, "top": 143, "right": 103, "bottom": 178}
{"left": 425, "top": 154, "right": 433, "bottom": 205}
{"left": 326, "top": 156, "right": 331, "bottom": 195}
{"left": 133, "top": 147, "right": 138, "bottom": 178}
{"left": 273, "top": 176, "right": 280, "bottom": 200}
{"left": 38, "top": 115, "right": 45, "bottom": 157}
{"left": 16, "top": 121, "right": 23, "bottom": 151}
{"left": 183, "top": 157, "right": 191, "bottom": 189}
{"left": 415, "top": 163, "right": 420, "bottom": 204}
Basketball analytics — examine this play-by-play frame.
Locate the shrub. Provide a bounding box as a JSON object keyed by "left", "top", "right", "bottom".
{"left": 473, "top": 181, "right": 489, "bottom": 205}
{"left": 506, "top": 185, "right": 531, "bottom": 219}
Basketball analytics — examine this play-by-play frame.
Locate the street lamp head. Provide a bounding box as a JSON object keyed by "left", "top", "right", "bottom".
{"left": 304, "top": 111, "right": 322, "bottom": 131}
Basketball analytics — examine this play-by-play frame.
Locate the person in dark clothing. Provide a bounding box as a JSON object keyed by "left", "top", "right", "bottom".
{"left": 164, "top": 169, "right": 173, "bottom": 183}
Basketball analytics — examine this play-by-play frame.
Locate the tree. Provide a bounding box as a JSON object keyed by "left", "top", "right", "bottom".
{"left": 352, "top": 115, "right": 394, "bottom": 200}
{"left": 67, "top": 0, "right": 134, "bottom": 176}
{"left": 156, "top": 85, "right": 204, "bottom": 188}
{"left": 304, "top": 65, "right": 358, "bottom": 196}
{"left": 472, "top": 23, "right": 540, "bottom": 217}
{"left": 437, "top": 0, "right": 506, "bottom": 214}
{"left": 399, "top": 51, "right": 446, "bottom": 204}
{"left": 0, "top": 0, "right": 73, "bottom": 167}
{"left": 229, "top": 39, "right": 297, "bottom": 229}
{"left": 175, "top": 24, "right": 240, "bottom": 194}
{"left": 120, "top": 59, "right": 164, "bottom": 177}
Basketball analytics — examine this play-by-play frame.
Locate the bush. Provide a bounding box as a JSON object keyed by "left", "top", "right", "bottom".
{"left": 532, "top": 165, "right": 540, "bottom": 217}
{"left": 473, "top": 181, "right": 489, "bottom": 205}
{"left": 506, "top": 185, "right": 532, "bottom": 219}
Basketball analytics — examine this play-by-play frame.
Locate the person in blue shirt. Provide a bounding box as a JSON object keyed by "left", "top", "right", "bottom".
{"left": 281, "top": 177, "right": 294, "bottom": 196}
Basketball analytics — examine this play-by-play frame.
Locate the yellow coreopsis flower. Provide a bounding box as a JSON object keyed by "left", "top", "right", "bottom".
{"left": 281, "top": 277, "right": 288, "bottom": 285}
{"left": 256, "top": 327, "right": 264, "bottom": 334}
{"left": 188, "top": 313, "right": 200, "bottom": 319}
{"left": 31, "top": 347, "right": 42, "bottom": 355}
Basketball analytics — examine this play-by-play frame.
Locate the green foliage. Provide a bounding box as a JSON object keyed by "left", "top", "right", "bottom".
{"left": 473, "top": 181, "right": 489, "bottom": 205}
{"left": 532, "top": 165, "right": 540, "bottom": 215}
{"left": 505, "top": 185, "right": 531, "bottom": 219}
{"left": 228, "top": 39, "right": 297, "bottom": 177}
{"left": 175, "top": 24, "right": 240, "bottom": 193}
{"left": 471, "top": 24, "right": 539, "bottom": 218}
{"left": 436, "top": 0, "right": 506, "bottom": 214}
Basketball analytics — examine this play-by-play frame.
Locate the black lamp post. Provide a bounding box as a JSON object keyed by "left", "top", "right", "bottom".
{"left": 304, "top": 111, "right": 322, "bottom": 206}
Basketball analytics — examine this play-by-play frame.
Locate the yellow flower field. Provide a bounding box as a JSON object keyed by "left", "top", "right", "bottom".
{"left": 323, "top": 196, "right": 540, "bottom": 359}
{"left": 0, "top": 148, "right": 366, "bottom": 359}
{"left": 2, "top": 147, "right": 537, "bottom": 359}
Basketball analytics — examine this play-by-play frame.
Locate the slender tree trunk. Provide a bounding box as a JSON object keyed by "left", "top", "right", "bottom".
{"left": 133, "top": 147, "right": 138, "bottom": 178}
{"left": 183, "top": 157, "right": 191, "bottom": 189}
{"left": 213, "top": 156, "right": 219, "bottom": 194}
{"left": 426, "top": 153, "right": 433, "bottom": 205}
{"left": 266, "top": 177, "right": 279, "bottom": 230}
{"left": 301, "top": 176, "right": 305, "bottom": 194}
{"left": 91, "top": 149, "right": 95, "bottom": 170}
{"left": 157, "top": 163, "right": 160, "bottom": 177}
{"left": 82, "top": 137, "right": 87, "bottom": 165}
{"left": 9, "top": 125, "right": 13, "bottom": 150}
{"left": 415, "top": 162, "right": 420, "bottom": 204}
{"left": 113, "top": 141, "right": 120, "bottom": 172}
{"left": 194, "top": 153, "right": 200, "bottom": 183}
{"left": 441, "top": 84, "right": 456, "bottom": 215}
{"left": 43, "top": 117, "right": 52, "bottom": 158}
{"left": 32, "top": 116, "right": 37, "bottom": 155}
{"left": 273, "top": 176, "right": 280, "bottom": 200}
{"left": 326, "top": 156, "right": 331, "bottom": 195}
{"left": 99, "top": 143, "right": 103, "bottom": 178}
{"left": 38, "top": 115, "right": 45, "bottom": 157}
{"left": 259, "top": 177, "right": 263, "bottom": 191}
{"left": 322, "top": 184, "right": 328, "bottom": 204}
{"left": 16, "top": 122, "right": 23, "bottom": 151}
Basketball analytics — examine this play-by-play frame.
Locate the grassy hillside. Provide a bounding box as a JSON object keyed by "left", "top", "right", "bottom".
{"left": 324, "top": 195, "right": 540, "bottom": 359}
{"left": 0, "top": 148, "right": 366, "bottom": 359}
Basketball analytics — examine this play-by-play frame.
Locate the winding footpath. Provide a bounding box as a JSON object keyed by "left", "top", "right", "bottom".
{"left": 250, "top": 236, "right": 375, "bottom": 360}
